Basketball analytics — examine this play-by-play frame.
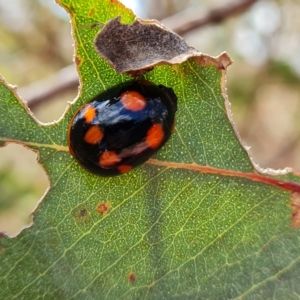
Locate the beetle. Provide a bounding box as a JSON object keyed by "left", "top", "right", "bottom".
{"left": 68, "top": 80, "right": 177, "bottom": 176}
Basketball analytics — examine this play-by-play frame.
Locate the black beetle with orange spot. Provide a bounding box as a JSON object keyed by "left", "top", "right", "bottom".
{"left": 68, "top": 80, "right": 177, "bottom": 176}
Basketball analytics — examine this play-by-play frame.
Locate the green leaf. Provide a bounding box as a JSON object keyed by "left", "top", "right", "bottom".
{"left": 1, "top": 0, "right": 300, "bottom": 299}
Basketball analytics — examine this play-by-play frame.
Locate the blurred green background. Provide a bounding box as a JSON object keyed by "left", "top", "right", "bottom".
{"left": 0, "top": 0, "right": 300, "bottom": 235}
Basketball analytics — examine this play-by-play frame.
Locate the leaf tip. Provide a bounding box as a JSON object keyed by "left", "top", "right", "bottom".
{"left": 216, "top": 52, "right": 233, "bottom": 69}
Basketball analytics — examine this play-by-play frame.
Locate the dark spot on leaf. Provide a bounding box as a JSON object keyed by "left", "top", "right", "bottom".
{"left": 262, "top": 245, "right": 269, "bottom": 252}
{"left": 90, "top": 22, "right": 104, "bottom": 29}
{"left": 128, "top": 272, "right": 136, "bottom": 283}
{"left": 291, "top": 192, "right": 300, "bottom": 228}
{"left": 0, "top": 247, "right": 3, "bottom": 254}
{"left": 80, "top": 209, "right": 87, "bottom": 217}
{"left": 88, "top": 8, "right": 95, "bottom": 17}
{"left": 110, "top": 0, "right": 118, "bottom": 3}
{"left": 0, "top": 232, "right": 4, "bottom": 238}
{"left": 94, "top": 17, "right": 199, "bottom": 74}
{"left": 96, "top": 202, "right": 111, "bottom": 215}
{"left": 72, "top": 205, "right": 90, "bottom": 224}
{"left": 183, "top": 68, "right": 190, "bottom": 74}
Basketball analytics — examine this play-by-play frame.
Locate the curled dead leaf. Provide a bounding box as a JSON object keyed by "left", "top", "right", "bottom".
{"left": 94, "top": 17, "right": 219, "bottom": 74}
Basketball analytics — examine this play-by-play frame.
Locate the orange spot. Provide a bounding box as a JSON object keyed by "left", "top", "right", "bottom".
{"left": 128, "top": 272, "right": 136, "bottom": 283}
{"left": 146, "top": 123, "right": 164, "bottom": 149}
{"left": 99, "top": 151, "right": 120, "bottom": 167}
{"left": 84, "top": 126, "right": 104, "bottom": 144}
{"left": 84, "top": 105, "right": 96, "bottom": 123}
{"left": 80, "top": 209, "right": 87, "bottom": 217}
{"left": 118, "top": 165, "right": 132, "bottom": 174}
{"left": 75, "top": 56, "right": 81, "bottom": 66}
{"left": 96, "top": 202, "right": 111, "bottom": 215}
{"left": 121, "top": 91, "right": 146, "bottom": 111}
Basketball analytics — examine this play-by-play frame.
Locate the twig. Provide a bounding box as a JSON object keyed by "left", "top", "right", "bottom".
{"left": 162, "top": 0, "right": 259, "bottom": 36}
{"left": 20, "top": 0, "right": 259, "bottom": 107}
{"left": 19, "top": 65, "right": 79, "bottom": 110}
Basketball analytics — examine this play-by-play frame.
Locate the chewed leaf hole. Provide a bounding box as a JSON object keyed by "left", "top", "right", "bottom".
{"left": 0, "top": 144, "right": 49, "bottom": 235}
